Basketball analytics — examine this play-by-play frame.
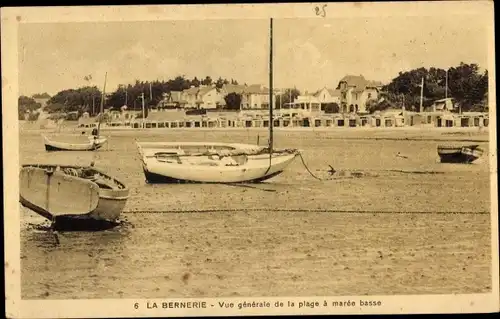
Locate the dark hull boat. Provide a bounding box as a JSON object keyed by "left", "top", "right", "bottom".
{"left": 437, "top": 144, "right": 484, "bottom": 164}
{"left": 20, "top": 164, "right": 129, "bottom": 231}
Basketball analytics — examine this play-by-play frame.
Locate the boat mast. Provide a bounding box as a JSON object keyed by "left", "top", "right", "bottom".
{"left": 445, "top": 69, "right": 448, "bottom": 99}
{"left": 141, "top": 93, "right": 145, "bottom": 128}
{"left": 269, "top": 18, "right": 274, "bottom": 156}
{"left": 97, "top": 72, "right": 107, "bottom": 136}
{"left": 419, "top": 76, "right": 424, "bottom": 112}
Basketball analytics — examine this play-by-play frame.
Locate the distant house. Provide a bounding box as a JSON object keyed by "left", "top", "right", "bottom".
{"left": 286, "top": 95, "right": 322, "bottom": 114}
{"left": 157, "top": 91, "right": 183, "bottom": 109}
{"left": 312, "top": 87, "right": 341, "bottom": 110}
{"left": 336, "top": 75, "right": 384, "bottom": 113}
{"left": 33, "top": 96, "right": 50, "bottom": 108}
{"left": 428, "top": 98, "right": 456, "bottom": 112}
{"left": 180, "top": 85, "right": 223, "bottom": 109}
{"left": 222, "top": 84, "right": 276, "bottom": 110}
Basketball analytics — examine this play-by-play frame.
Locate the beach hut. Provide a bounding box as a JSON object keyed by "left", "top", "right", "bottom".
{"left": 282, "top": 116, "right": 291, "bottom": 127}
{"left": 461, "top": 112, "right": 488, "bottom": 127}
{"left": 336, "top": 116, "right": 346, "bottom": 127}
{"left": 371, "top": 112, "right": 382, "bottom": 127}
{"left": 324, "top": 116, "right": 334, "bottom": 127}
{"left": 359, "top": 115, "right": 369, "bottom": 127}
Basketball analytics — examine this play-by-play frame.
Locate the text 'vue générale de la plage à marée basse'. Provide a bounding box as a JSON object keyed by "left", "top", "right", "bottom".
{"left": 139, "top": 299, "right": 383, "bottom": 310}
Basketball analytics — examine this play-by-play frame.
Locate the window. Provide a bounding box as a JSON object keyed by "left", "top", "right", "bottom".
{"left": 367, "top": 93, "right": 372, "bottom": 99}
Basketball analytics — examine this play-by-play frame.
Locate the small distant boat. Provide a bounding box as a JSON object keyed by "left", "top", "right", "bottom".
{"left": 437, "top": 144, "right": 484, "bottom": 164}
{"left": 19, "top": 164, "right": 129, "bottom": 230}
{"left": 136, "top": 141, "right": 299, "bottom": 184}
{"left": 43, "top": 134, "right": 107, "bottom": 152}
{"left": 42, "top": 72, "right": 108, "bottom": 152}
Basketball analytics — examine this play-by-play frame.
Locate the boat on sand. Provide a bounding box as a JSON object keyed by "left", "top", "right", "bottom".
{"left": 43, "top": 134, "right": 107, "bottom": 152}
{"left": 437, "top": 144, "right": 484, "bottom": 164}
{"left": 42, "top": 72, "right": 109, "bottom": 152}
{"left": 136, "top": 141, "right": 299, "bottom": 184}
{"left": 19, "top": 164, "right": 129, "bottom": 230}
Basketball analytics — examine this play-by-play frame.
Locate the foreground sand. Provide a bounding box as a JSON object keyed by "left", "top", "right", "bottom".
{"left": 19, "top": 127, "right": 493, "bottom": 299}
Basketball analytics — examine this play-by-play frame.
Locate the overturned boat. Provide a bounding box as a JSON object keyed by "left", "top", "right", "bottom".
{"left": 437, "top": 144, "right": 484, "bottom": 164}
{"left": 136, "top": 141, "right": 299, "bottom": 184}
{"left": 43, "top": 134, "right": 108, "bottom": 152}
{"left": 19, "top": 164, "right": 129, "bottom": 230}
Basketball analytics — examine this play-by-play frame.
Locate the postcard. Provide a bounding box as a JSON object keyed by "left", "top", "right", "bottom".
{"left": 2, "top": 2, "right": 498, "bottom": 318}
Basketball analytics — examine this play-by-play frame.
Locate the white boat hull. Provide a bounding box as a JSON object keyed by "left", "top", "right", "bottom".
{"left": 138, "top": 142, "right": 298, "bottom": 183}
{"left": 43, "top": 135, "right": 107, "bottom": 151}
{"left": 20, "top": 164, "right": 129, "bottom": 230}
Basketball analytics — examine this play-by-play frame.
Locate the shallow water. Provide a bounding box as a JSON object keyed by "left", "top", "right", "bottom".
{"left": 19, "top": 128, "right": 493, "bottom": 299}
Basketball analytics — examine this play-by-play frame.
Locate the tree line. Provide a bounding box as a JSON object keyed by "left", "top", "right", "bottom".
{"left": 38, "top": 76, "right": 243, "bottom": 116}
{"left": 18, "top": 96, "right": 42, "bottom": 120}
{"left": 19, "top": 62, "right": 488, "bottom": 119}
{"left": 370, "top": 62, "right": 488, "bottom": 113}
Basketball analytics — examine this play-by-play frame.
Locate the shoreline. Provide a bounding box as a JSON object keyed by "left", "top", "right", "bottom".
{"left": 19, "top": 125, "right": 490, "bottom": 142}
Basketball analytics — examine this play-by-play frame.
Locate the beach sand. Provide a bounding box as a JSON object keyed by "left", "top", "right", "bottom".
{"left": 19, "top": 126, "right": 492, "bottom": 299}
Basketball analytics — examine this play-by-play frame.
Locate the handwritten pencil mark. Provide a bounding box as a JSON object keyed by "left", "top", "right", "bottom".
{"left": 315, "top": 4, "right": 327, "bottom": 18}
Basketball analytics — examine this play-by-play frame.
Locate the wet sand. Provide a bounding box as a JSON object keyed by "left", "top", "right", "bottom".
{"left": 19, "top": 126, "right": 492, "bottom": 299}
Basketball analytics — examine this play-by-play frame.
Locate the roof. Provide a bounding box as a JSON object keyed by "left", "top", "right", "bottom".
{"left": 169, "top": 91, "right": 182, "bottom": 102}
{"left": 337, "top": 75, "right": 384, "bottom": 90}
{"left": 433, "top": 98, "right": 454, "bottom": 103}
{"left": 222, "top": 84, "right": 269, "bottom": 95}
{"left": 312, "top": 87, "right": 341, "bottom": 98}
{"left": 182, "top": 86, "right": 217, "bottom": 97}
{"left": 144, "top": 110, "right": 187, "bottom": 121}
{"left": 222, "top": 84, "right": 246, "bottom": 94}
{"left": 328, "top": 89, "right": 341, "bottom": 97}
{"left": 245, "top": 84, "right": 268, "bottom": 94}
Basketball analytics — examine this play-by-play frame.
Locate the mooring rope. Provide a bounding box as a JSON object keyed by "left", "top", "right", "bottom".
{"left": 297, "top": 152, "right": 331, "bottom": 181}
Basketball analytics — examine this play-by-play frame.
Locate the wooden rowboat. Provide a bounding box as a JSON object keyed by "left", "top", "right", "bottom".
{"left": 43, "top": 134, "right": 107, "bottom": 152}
{"left": 437, "top": 144, "right": 484, "bottom": 164}
{"left": 19, "top": 164, "right": 129, "bottom": 230}
{"left": 136, "top": 141, "right": 299, "bottom": 184}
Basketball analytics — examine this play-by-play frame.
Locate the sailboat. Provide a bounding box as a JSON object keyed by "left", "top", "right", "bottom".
{"left": 136, "top": 18, "right": 300, "bottom": 184}
{"left": 42, "top": 73, "right": 109, "bottom": 151}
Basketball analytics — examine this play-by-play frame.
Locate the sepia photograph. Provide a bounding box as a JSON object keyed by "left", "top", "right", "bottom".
{"left": 2, "top": 2, "right": 499, "bottom": 318}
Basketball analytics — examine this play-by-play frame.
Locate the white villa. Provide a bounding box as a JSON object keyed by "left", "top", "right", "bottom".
{"left": 281, "top": 87, "right": 342, "bottom": 115}
{"left": 336, "top": 75, "right": 384, "bottom": 113}
{"left": 222, "top": 84, "right": 275, "bottom": 109}
{"left": 180, "top": 85, "right": 223, "bottom": 109}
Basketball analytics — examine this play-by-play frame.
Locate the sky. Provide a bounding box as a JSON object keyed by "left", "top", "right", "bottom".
{"left": 18, "top": 15, "right": 490, "bottom": 96}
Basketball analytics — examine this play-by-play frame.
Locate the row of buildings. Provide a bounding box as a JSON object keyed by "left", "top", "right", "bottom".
{"left": 155, "top": 74, "right": 383, "bottom": 114}
{"left": 78, "top": 106, "right": 489, "bottom": 130}
{"left": 75, "top": 74, "right": 487, "bottom": 130}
